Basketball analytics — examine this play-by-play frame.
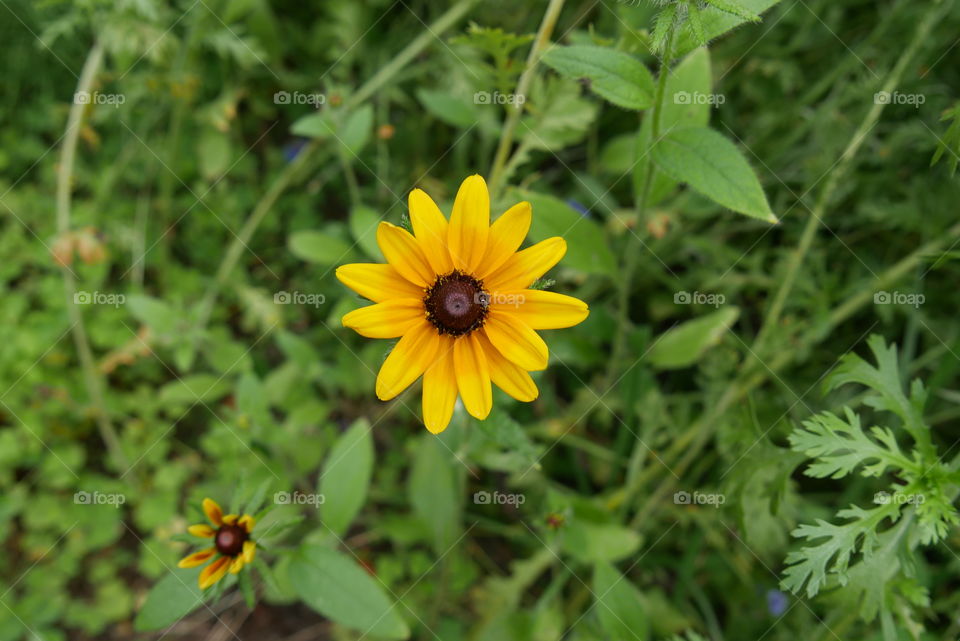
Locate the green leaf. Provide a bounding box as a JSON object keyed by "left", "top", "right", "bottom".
{"left": 290, "top": 105, "right": 373, "bottom": 157}
{"left": 702, "top": 0, "right": 761, "bottom": 22}
{"left": 562, "top": 521, "right": 641, "bottom": 563}
{"left": 338, "top": 105, "right": 375, "bottom": 157}
{"left": 349, "top": 204, "right": 383, "bottom": 260}
{"left": 158, "top": 374, "right": 232, "bottom": 405}
{"left": 512, "top": 189, "right": 617, "bottom": 278}
{"left": 290, "top": 544, "right": 410, "bottom": 640}
{"left": 126, "top": 294, "right": 179, "bottom": 335}
{"left": 416, "top": 88, "right": 477, "bottom": 128}
{"left": 652, "top": 127, "right": 775, "bottom": 221}
{"left": 408, "top": 435, "right": 462, "bottom": 554}
{"left": 290, "top": 112, "right": 333, "bottom": 139}
{"left": 781, "top": 504, "right": 891, "bottom": 599}
{"left": 541, "top": 45, "right": 655, "bottom": 110}
{"left": 592, "top": 563, "right": 650, "bottom": 641}
{"left": 826, "top": 335, "right": 926, "bottom": 437}
{"left": 239, "top": 569, "right": 255, "bottom": 609}
{"left": 133, "top": 569, "right": 205, "bottom": 631}
{"left": 674, "top": 0, "right": 782, "bottom": 58}
{"left": 789, "top": 407, "right": 914, "bottom": 479}
{"left": 634, "top": 48, "right": 713, "bottom": 207}
{"left": 320, "top": 419, "right": 374, "bottom": 537}
{"left": 647, "top": 306, "right": 739, "bottom": 370}
{"left": 520, "top": 76, "right": 598, "bottom": 152}
{"left": 288, "top": 230, "right": 354, "bottom": 265}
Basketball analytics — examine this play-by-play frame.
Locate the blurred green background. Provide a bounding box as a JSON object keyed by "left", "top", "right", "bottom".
{"left": 2, "top": 0, "right": 960, "bottom": 639}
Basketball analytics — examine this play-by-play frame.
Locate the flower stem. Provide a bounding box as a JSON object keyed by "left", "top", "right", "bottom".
{"left": 626, "top": 0, "right": 953, "bottom": 527}
{"left": 748, "top": 0, "right": 946, "bottom": 363}
{"left": 57, "top": 41, "right": 129, "bottom": 471}
{"left": 192, "top": 0, "right": 480, "bottom": 338}
{"left": 487, "top": 0, "right": 567, "bottom": 199}
{"left": 606, "top": 25, "right": 676, "bottom": 387}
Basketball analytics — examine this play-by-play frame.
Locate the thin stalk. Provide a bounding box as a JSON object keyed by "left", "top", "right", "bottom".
{"left": 192, "top": 0, "right": 480, "bottom": 337}
{"left": 627, "top": 0, "right": 953, "bottom": 528}
{"left": 630, "top": 217, "right": 960, "bottom": 528}
{"left": 487, "top": 0, "right": 567, "bottom": 199}
{"left": 57, "top": 41, "right": 129, "bottom": 470}
{"left": 606, "top": 26, "right": 676, "bottom": 386}
{"left": 750, "top": 0, "right": 946, "bottom": 361}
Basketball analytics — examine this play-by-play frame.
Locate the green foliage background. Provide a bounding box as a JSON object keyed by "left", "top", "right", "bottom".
{"left": 2, "top": 0, "right": 960, "bottom": 639}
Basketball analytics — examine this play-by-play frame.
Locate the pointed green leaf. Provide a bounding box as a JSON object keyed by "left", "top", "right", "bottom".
{"left": 651, "top": 127, "right": 776, "bottom": 221}
{"left": 290, "top": 544, "right": 410, "bottom": 639}
{"left": 320, "top": 419, "right": 374, "bottom": 537}
{"left": 542, "top": 45, "right": 655, "bottom": 110}
{"left": 648, "top": 306, "right": 740, "bottom": 370}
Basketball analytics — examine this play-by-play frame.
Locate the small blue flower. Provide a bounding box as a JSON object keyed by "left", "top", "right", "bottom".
{"left": 766, "top": 589, "right": 788, "bottom": 616}
{"left": 566, "top": 199, "right": 590, "bottom": 218}
{"left": 283, "top": 138, "right": 309, "bottom": 163}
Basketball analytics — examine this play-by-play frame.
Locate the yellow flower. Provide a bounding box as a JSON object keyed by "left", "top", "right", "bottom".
{"left": 337, "top": 175, "right": 589, "bottom": 433}
{"left": 178, "top": 498, "right": 257, "bottom": 589}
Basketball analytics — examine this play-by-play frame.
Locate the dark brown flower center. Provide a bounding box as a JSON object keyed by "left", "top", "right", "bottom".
{"left": 424, "top": 270, "right": 488, "bottom": 336}
{"left": 215, "top": 524, "right": 247, "bottom": 557}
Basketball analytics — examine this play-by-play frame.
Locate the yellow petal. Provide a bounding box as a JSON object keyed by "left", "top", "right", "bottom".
{"left": 229, "top": 556, "right": 245, "bottom": 574}
{"left": 453, "top": 333, "right": 492, "bottom": 420}
{"left": 238, "top": 515, "right": 256, "bottom": 533}
{"left": 377, "top": 222, "right": 435, "bottom": 287}
{"left": 491, "top": 290, "right": 589, "bottom": 329}
{"left": 202, "top": 498, "right": 223, "bottom": 526}
{"left": 221, "top": 514, "right": 238, "bottom": 525}
{"left": 422, "top": 337, "right": 458, "bottom": 433}
{"left": 376, "top": 321, "right": 441, "bottom": 401}
{"left": 482, "top": 312, "right": 548, "bottom": 371}
{"left": 178, "top": 547, "right": 216, "bottom": 568}
{"left": 409, "top": 188, "right": 453, "bottom": 275}
{"left": 198, "top": 556, "right": 231, "bottom": 589}
{"left": 478, "top": 201, "right": 531, "bottom": 279}
{"left": 187, "top": 524, "right": 216, "bottom": 538}
{"left": 485, "top": 237, "right": 566, "bottom": 292}
{"left": 336, "top": 263, "right": 424, "bottom": 303}
{"left": 477, "top": 332, "right": 539, "bottom": 402}
{"left": 448, "top": 175, "right": 490, "bottom": 273}
{"left": 343, "top": 299, "right": 425, "bottom": 338}
{"left": 242, "top": 540, "right": 257, "bottom": 564}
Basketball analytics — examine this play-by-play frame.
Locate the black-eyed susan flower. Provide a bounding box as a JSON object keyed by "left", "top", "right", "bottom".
{"left": 336, "top": 175, "right": 589, "bottom": 434}
{"left": 178, "top": 498, "right": 257, "bottom": 589}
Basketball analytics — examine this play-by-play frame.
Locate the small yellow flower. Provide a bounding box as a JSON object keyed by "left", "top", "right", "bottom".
{"left": 337, "top": 175, "right": 589, "bottom": 433}
{"left": 178, "top": 498, "right": 257, "bottom": 589}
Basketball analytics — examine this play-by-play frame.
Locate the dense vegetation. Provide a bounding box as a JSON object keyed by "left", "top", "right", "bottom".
{"left": 2, "top": 0, "right": 960, "bottom": 639}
